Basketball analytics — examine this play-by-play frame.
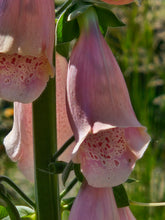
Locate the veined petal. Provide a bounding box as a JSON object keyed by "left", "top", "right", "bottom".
{"left": 69, "top": 182, "right": 120, "bottom": 220}
{"left": 0, "top": 0, "right": 55, "bottom": 102}
{"left": 66, "top": 10, "right": 150, "bottom": 187}
{"left": 74, "top": 127, "right": 149, "bottom": 187}
{"left": 0, "top": 54, "right": 51, "bottom": 103}
{"left": 0, "top": 0, "right": 54, "bottom": 59}
{"left": 118, "top": 207, "right": 136, "bottom": 220}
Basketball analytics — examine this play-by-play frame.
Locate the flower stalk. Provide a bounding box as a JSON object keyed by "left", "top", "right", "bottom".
{"left": 130, "top": 200, "right": 165, "bottom": 207}
{"left": 33, "top": 78, "right": 60, "bottom": 220}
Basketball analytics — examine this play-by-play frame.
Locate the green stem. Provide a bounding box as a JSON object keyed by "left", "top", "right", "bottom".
{"left": 33, "top": 78, "right": 60, "bottom": 220}
{"left": 52, "top": 136, "right": 75, "bottom": 162}
{"left": 130, "top": 200, "right": 165, "bottom": 207}
{"left": 0, "top": 176, "right": 35, "bottom": 209}
{"left": 60, "top": 178, "right": 78, "bottom": 199}
{"left": 56, "top": 0, "right": 72, "bottom": 17}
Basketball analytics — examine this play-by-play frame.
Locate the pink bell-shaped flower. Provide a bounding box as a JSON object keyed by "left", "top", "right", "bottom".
{"left": 102, "top": 0, "right": 133, "bottom": 5}
{"left": 3, "top": 53, "right": 73, "bottom": 181}
{"left": 69, "top": 181, "right": 136, "bottom": 220}
{"left": 0, "top": 0, "right": 55, "bottom": 103}
{"left": 66, "top": 9, "right": 150, "bottom": 187}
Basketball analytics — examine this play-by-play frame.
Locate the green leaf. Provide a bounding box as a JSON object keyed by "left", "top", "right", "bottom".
{"left": 95, "top": 7, "right": 125, "bottom": 35}
{"left": 62, "top": 161, "right": 74, "bottom": 185}
{"left": 2, "top": 206, "right": 35, "bottom": 220}
{"left": 56, "top": 5, "right": 79, "bottom": 44}
{"left": 126, "top": 178, "right": 139, "bottom": 184}
{"left": 74, "top": 164, "right": 84, "bottom": 182}
{"left": 85, "top": 0, "right": 113, "bottom": 11}
{"left": 61, "top": 197, "right": 75, "bottom": 211}
{"left": 49, "top": 161, "right": 67, "bottom": 174}
{"left": 61, "top": 197, "right": 75, "bottom": 206}
{"left": 0, "top": 206, "right": 8, "bottom": 219}
{"left": 67, "top": 4, "right": 92, "bottom": 21}
{"left": 56, "top": 42, "right": 70, "bottom": 59}
{"left": 21, "top": 213, "right": 36, "bottom": 220}
{"left": 0, "top": 189, "right": 21, "bottom": 220}
{"left": 16, "top": 206, "right": 34, "bottom": 218}
{"left": 113, "top": 185, "right": 129, "bottom": 208}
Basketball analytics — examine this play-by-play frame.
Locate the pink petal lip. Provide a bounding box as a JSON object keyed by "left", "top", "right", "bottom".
{"left": 0, "top": 0, "right": 55, "bottom": 102}
{"left": 66, "top": 17, "right": 150, "bottom": 187}
{"left": 0, "top": 53, "right": 51, "bottom": 103}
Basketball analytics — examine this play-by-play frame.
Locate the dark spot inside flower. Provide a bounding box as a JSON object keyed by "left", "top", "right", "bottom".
{"left": 11, "top": 57, "right": 16, "bottom": 64}
{"left": 114, "top": 160, "right": 120, "bottom": 167}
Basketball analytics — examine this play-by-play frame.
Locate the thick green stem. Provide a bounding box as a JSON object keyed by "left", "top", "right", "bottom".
{"left": 33, "top": 78, "right": 60, "bottom": 220}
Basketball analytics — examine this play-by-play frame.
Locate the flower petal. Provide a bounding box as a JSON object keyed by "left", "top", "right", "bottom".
{"left": 118, "top": 207, "right": 136, "bottom": 220}
{"left": 3, "top": 102, "right": 34, "bottom": 181}
{"left": 69, "top": 182, "right": 120, "bottom": 220}
{"left": 0, "top": 54, "right": 51, "bottom": 103}
{"left": 74, "top": 127, "right": 149, "bottom": 187}
{"left": 0, "top": 0, "right": 55, "bottom": 102}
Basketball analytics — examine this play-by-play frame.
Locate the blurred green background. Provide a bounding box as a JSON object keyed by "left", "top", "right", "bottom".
{"left": 0, "top": 0, "right": 165, "bottom": 219}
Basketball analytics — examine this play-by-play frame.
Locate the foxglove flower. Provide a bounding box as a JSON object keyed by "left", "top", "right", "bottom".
{"left": 102, "top": 0, "right": 133, "bottom": 5}
{"left": 69, "top": 181, "right": 136, "bottom": 220}
{"left": 3, "top": 53, "right": 73, "bottom": 181}
{"left": 66, "top": 9, "right": 150, "bottom": 187}
{"left": 0, "top": 0, "right": 55, "bottom": 103}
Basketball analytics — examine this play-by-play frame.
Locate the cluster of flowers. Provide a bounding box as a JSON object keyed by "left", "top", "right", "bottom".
{"left": 0, "top": 0, "right": 150, "bottom": 219}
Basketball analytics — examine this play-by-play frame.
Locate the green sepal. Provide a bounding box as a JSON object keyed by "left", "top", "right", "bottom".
{"left": 62, "top": 161, "right": 74, "bottom": 185}
{"left": 126, "top": 178, "right": 139, "bottom": 184}
{"left": 49, "top": 161, "right": 67, "bottom": 174}
{"left": 56, "top": 42, "right": 70, "bottom": 59}
{"left": 113, "top": 184, "right": 129, "bottom": 208}
{"left": 74, "top": 164, "right": 84, "bottom": 182}
{"left": 56, "top": 0, "right": 124, "bottom": 45}
{"left": 67, "top": 4, "right": 92, "bottom": 21}
{"left": 0, "top": 206, "right": 8, "bottom": 219}
{"left": 61, "top": 197, "right": 75, "bottom": 206}
{"left": 56, "top": 4, "right": 79, "bottom": 45}
{"left": 95, "top": 6, "right": 125, "bottom": 36}
{"left": 61, "top": 197, "right": 75, "bottom": 211}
